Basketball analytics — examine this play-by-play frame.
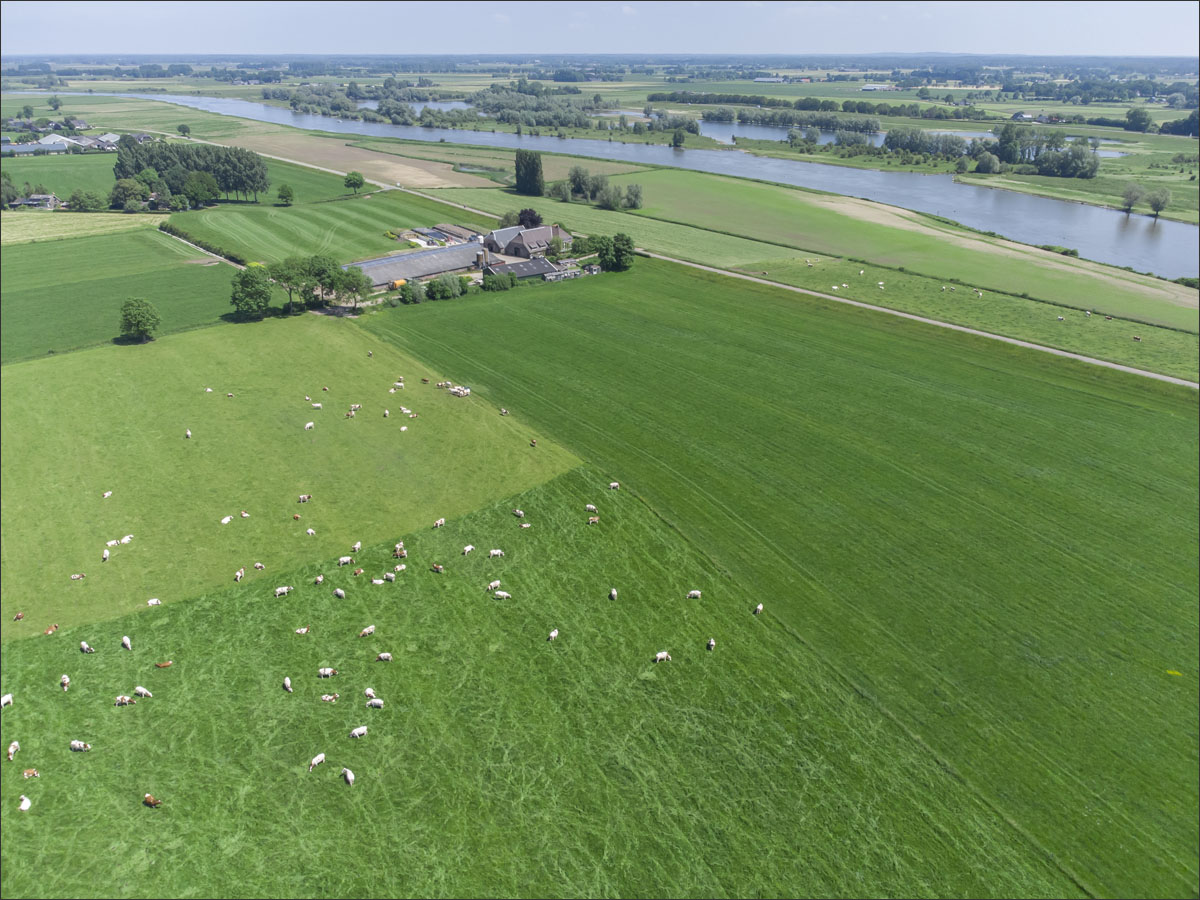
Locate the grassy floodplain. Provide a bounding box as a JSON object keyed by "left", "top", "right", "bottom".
{"left": 1, "top": 152, "right": 119, "bottom": 198}
{"left": 363, "top": 259, "right": 1200, "bottom": 898}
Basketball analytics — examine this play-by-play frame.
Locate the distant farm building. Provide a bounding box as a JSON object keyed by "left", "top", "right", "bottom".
{"left": 9, "top": 193, "right": 62, "bottom": 209}
{"left": 483, "top": 224, "right": 572, "bottom": 258}
{"left": 347, "top": 242, "right": 484, "bottom": 288}
{"left": 861, "top": 84, "right": 899, "bottom": 91}
{"left": 483, "top": 258, "right": 560, "bottom": 281}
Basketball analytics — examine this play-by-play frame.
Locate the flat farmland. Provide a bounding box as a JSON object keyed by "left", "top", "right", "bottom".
{"left": 0, "top": 227, "right": 233, "bottom": 362}
{"left": 0, "top": 210, "right": 166, "bottom": 245}
{"left": 0, "top": 466, "right": 1081, "bottom": 899}
{"left": 0, "top": 315, "right": 577, "bottom": 632}
{"left": 1, "top": 152, "right": 117, "bottom": 198}
{"left": 363, "top": 259, "right": 1200, "bottom": 898}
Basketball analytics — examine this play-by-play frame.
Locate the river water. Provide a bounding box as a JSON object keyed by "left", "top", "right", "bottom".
{"left": 88, "top": 93, "right": 1198, "bottom": 277}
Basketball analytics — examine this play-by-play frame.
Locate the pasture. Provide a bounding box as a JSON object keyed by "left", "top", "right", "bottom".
{"left": 0, "top": 210, "right": 166, "bottom": 245}
{"left": 0, "top": 467, "right": 1081, "bottom": 898}
{"left": 362, "top": 259, "right": 1200, "bottom": 898}
{"left": 0, "top": 314, "right": 576, "bottom": 632}
{"left": 0, "top": 228, "right": 233, "bottom": 363}
{"left": 1, "top": 152, "right": 117, "bottom": 199}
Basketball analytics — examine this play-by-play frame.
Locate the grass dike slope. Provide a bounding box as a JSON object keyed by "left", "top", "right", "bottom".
{"left": 363, "top": 259, "right": 1200, "bottom": 898}
{"left": 0, "top": 468, "right": 1081, "bottom": 899}
{"left": 0, "top": 315, "right": 577, "bottom": 635}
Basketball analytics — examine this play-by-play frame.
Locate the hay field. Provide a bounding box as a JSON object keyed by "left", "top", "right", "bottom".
{"left": 1, "top": 152, "right": 118, "bottom": 198}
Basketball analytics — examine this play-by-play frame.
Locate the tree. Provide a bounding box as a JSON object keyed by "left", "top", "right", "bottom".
{"left": 592, "top": 235, "right": 615, "bottom": 271}
{"left": 498, "top": 210, "right": 520, "bottom": 228}
{"left": 586, "top": 173, "right": 608, "bottom": 200}
{"left": 671, "top": 128, "right": 686, "bottom": 148}
{"left": 1124, "top": 108, "right": 1153, "bottom": 132}
{"left": 974, "top": 151, "right": 1001, "bottom": 174}
{"left": 567, "top": 165, "right": 590, "bottom": 196}
{"left": 550, "top": 180, "right": 572, "bottom": 201}
{"left": 183, "top": 170, "right": 219, "bottom": 208}
{"left": 1145, "top": 188, "right": 1171, "bottom": 219}
{"left": 68, "top": 188, "right": 107, "bottom": 211}
{"left": 269, "top": 257, "right": 308, "bottom": 314}
{"left": 624, "top": 183, "right": 644, "bottom": 209}
{"left": 400, "top": 279, "right": 425, "bottom": 304}
{"left": 611, "top": 233, "right": 636, "bottom": 271}
{"left": 518, "top": 208, "right": 542, "bottom": 228}
{"left": 230, "top": 265, "right": 274, "bottom": 319}
{"left": 597, "top": 183, "right": 624, "bottom": 210}
{"left": 20, "top": 104, "right": 33, "bottom": 119}
{"left": 303, "top": 256, "right": 341, "bottom": 306}
{"left": 514, "top": 149, "right": 544, "bottom": 196}
{"left": 344, "top": 171, "right": 365, "bottom": 193}
{"left": 118, "top": 298, "right": 161, "bottom": 343}
{"left": 1121, "top": 183, "right": 1145, "bottom": 214}
{"left": 48, "top": 96, "right": 62, "bottom": 111}
{"left": 177, "top": 124, "right": 191, "bottom": 137}
{"left": 336, "top": 266, "right": 373, "bottom": 312}
{"left": 955, "top": 157, "right": 970, "bottom": 174}
{"left": 277, "top": 183, "right": 295, "bottom": 206}
{"left": 110, "top": 178, "right": 149, "bottom": 209}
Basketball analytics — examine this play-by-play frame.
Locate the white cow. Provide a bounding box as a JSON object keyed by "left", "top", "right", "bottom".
{"left": 307, "top": 528, "right": 316, "bottom": 536}
{"left": 121, "top": 535, "right": 134, "bottom": 544}
{"left": 106, "top": 539, "right": 119, "bottom": 547}
{"left": 147, "top": 598, "right": 161, "bottom": 607}
{"left": 314, "top": 574, "right": 324, "bottom": 585}
{"left": 754, "top": 603, "right": 764, "bottom": 615}
{"left": 384, "top": 410, "right": 390, "bottom": 418}
{"left": 283, "top": 677, "right": 293, "bottom": 693}
{"left": 487, "top": 580, "right": 501, "bottom": 591}
{"left": 80, "top": 641, "right": 94, "bottom": 653}
{"left": 121, "top": 635, "right": 132, "bottom": 651}
{"left": 102, "top": 549, "right": 109, "bottom": 562}
{"left": 513, "top": 509, "right": 524, "bottom": 518}
{"left": 295, "top": 626, "right": 310, "bottom": 635}
{"left": 61, "top": 674, "right": 70, "bottom": 692}
{"left": 341, "top": 767, "right": 355, "bottom": 786}
{"left": 359, "top": 625, "right": 376, "bottom": 637}
{"left": 275, "top": 586, "right": 293, "bottom": 598}
{"left": 134, "top": 686, "right": 152, "bottom": 698}
{"left": 254, "top": 563, "right": 265, "bottom": 570}
{"left": 305, "top": 422, "right": 315, "bottom": 431}
{"left": 70, "top": 740, "right": 91, "bottom": 752}
{"left": 308, "top": 753, "right": 325, "bottom": 772}
{"left": 7, "top": 741, "right": 17, "bottom": 761}
{"left": 350, "top": 726, "right": 368, "bottom": 739}
{"left": 376, "top": 652, "right": 392, "bottom": 662}
{"left": 609, "top": 588, "right": 618, "bottom": 601}
{"left": 585, "top": 504, "right": 597, "bottom": 512}
{"left": 494, "top": 591, "right": 511, "bottom": 600}
{"left": 114, "top": 695, "right": 136, "bottom": 706}
{"left": 320, "top": 694, "right": 339, "bottom": 703}
{"left": 687, "top": 590, "right": 702, "bottom": 600}
{"left": 548, "top": 628, "right": 559, "bottom": 641}
{"left": 19, "top": 795, "right": 31, "bottom": 812}
{"left": 371, "top": 578, "right": 384, "bottom": 585}
{"left": 241, "top": 511, "right": 250, "bottom": 518}
{"left": 235, "top": 567, "right": 245, "bottom": 582}
{"left": 338, "top": 556, "right": 353, "bottom": 566}
{"left": 185, "top": 429, "right": 191, "bottom": 439}
{"left": 318, "top": 667, "right": 337, "bottom": 677}
{"left": 366, "top": 698, "right": 384, "bottom": 709}
{"left": 102, "top": 490, "right": 113, "bottom": 499}
{"left": 312, "top": 403, "right": 322, "bottom": 409}
{"left": 352, "top": 541, "right": 362, "bottom": 552}
{"left": 609, "top": 482, "right": 619, "bottom": 490}
{"left": 221, "top": 515, "right": 233, "bottom": 525}
{"left": 0, "top": 694, "right": 12, "bottom": 708}
{"left": 489, "top": 549, "right": 504, "bottom": 558}
{"left": 433, "top": 518, "right": 446, "bottom": 528}
{"left": 364, "top": 688, "right": 377, "bottom": 699}
{"left": 655, "top": 651, "right": 671, "bottom": 663}
{"left": 707, "top": 638, "right": 716, "bottom": 651}
{"left": 384, "top": 572, "right": 395, "bottom": 582}
{"left": 333, "top": 588, "right": 346, "bottom": 600}
{"left": 463, "top": 545, "right": 475, "bottom": 555}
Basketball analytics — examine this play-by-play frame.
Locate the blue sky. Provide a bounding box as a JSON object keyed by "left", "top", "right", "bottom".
{"left": 2, "top": 1, "right": 1198, "bottom": 57}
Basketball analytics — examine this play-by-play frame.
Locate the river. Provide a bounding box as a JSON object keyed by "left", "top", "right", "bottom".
{"left": 80, "top": 93, "right": 1200, "bottom": 277}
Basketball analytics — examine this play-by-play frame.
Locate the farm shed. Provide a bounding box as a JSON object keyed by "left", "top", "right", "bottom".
{"left": 483, "top": 258, "right": 560, "bottom": 281}
{"left": 348, "top": 243, "right": 483, "bottom": 288}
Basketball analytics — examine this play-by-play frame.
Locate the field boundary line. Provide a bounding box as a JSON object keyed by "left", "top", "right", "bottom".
{"left": 156, "top": 228, "right": 244, "bottom": 270}
{"left": 398, "top": 187, "right": 498, "bottom": 218}
{"left": 641, "top": 252, "right": 1200, "bottom": 390}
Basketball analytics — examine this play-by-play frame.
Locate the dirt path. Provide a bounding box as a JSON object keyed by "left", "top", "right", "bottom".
{"left": 642, "top": 252, "right": 1199, "bottom": 390}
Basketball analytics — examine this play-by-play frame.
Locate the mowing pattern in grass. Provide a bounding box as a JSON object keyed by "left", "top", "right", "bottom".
{"left": 0, "top": 152, "right": 119, "bottom": 199}
{"left": 362, "top": 259, "right": 1200, "bottom": 898}
{"left": 0, "top": 228, "right": 232, "bottom": 363}
{"left": 168, "top": 181, "right": 497, "bottom": 265}
{"left": 0, "top": 315, "right": 577, "bottom": 633}
{"left": 0, "top": 468, "right": 1082, "bottom": 899}
{"left": 0, "top": 210, "right": 166, "bottom": 245}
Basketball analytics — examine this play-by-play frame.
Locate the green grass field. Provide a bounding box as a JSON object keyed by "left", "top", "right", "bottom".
{"left": 1, "top": 152, "right": 118, "bottom": 198}
{"left": 361, "top": 260, "right": 1200, "bottom": 898}
{"left": 0, "top": 228, "right": 236, "bottom": 363}
{"left": 0, "top": 315, "right": 576, "bottom": 631}
{"left": 0, "top": 210, "right": 166, "bottom": 245}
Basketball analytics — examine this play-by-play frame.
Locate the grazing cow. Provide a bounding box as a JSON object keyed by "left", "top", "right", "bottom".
{"left": 500, "top": 408, "right": 509, "bottom": 416}
{"left": 1, "top": 694, "right": 12, "bottom": 708}
{"left": 114, "top": 695, "right": 136, "bottom": 706}
{"left": 80, "top": 641, "right": 94, "bottom": 653}
{"left": 334, "top": 588, "right": 346, "bottom": 600}
{"left": 707, "top": 638, "right": 716, "bottom": 651}
{"left": 275, "top": 586, "right": 293, "bottom": 598}
{"left": 44, "top": 624, "right": 60, "bottom": 635}
{"left": 106, "top": 540, "right": 120, "bottom": 547}
{"left": 376, "top": 653, "right": 392, "bottom": 662}
{"left": 185, "top": 429, "right": 191, "bottom": 439}
{"left": 384, "top": 409, "right": 390, "bottom": 417}
{"left": 655, "top": 651, "right": 671, "bottom": 663}
{"left": 520, "top": 523, "right": 531, "bottom": 529}
{"left": 395, "top": 564, "right": 406, "bottom": 572}
{"left": 513, "top": 509, "right": 524, "bottom": 518}
{"left": 61, "top": 674, "right": 70, "bottom": 692}
{"left": 7, "top": 741, "right": 18, "bottom": 760}
{"left": 530, "top": 439, "right": 537, "bottom": 447}
{"left": 13, "top": 612, "right": 24, "bottom": 621}
{"left": 338, "top": 556, "right": 353, "bottom": 567}
{"left": 687, "top": 590, "right": 702, "bottom": 600}
{"left": 221, "top": 515, "right": 233, "bottom": 525}
{"left": 305, "top": 422, "right": 315, "bottom": 431}
{"left": 121, "top": 535, "right": 134, "bottom": 544}
{"left": 144, "top": 794, "right": 162, "bottom": 808}
{"left": 587, "top": 516, "right": 600, "bottom": 525}
{"left": 283, "top": 677, "right": 293, "bottom": 693}
{"left": 71, "top": 573, "right": 86, "bottom": 581}
{"left": 393, "top": 542, "right": 405, "bottom": 555}
{"left": 384, "top": 572, "right": 395, "bottom": 582}
{"left": 121, "top": 635, "right": 132, "bottom": 651}
{"left": 350, "top": 726, "right": 368, "bottom": 739}
{"left": 350, "top": 404, "right": 362, "bottom": 412}
{"left": 19, "top": 796, "right": 31, "bottom": 811}
{"left": 1133, "top": 336, "right": 1142, "bottom": 342}
{"left": 367, "top": 698, "right": 384, "bottom": 709}
{"left": 489, "top": 549, "right": 504, "bottom": 558}
{"left": 318, "top": 668, "right": 337, "bottom": 677}
{"left": 352, "top": 541, "right": 362, "bottom": 552}
{"left": 227, "top": 393, "right": 234, "bottom": 399}
{"left": 609, "top": 588, "right": 618, "bottom": 601}
{"left": 1105, "top": 315, "right": 1113, "bottom": 321}
{"left": 70, "top": 740, "right": 92, "bottom": 752}
{"left": 235, "top": 567, "right": 245, "bottom": 582}
{"left": 1057, "top": 316, "right": 1065, "bottom": 322}
{"left": 308, "top": 753, "right": 325, "bottom": 772}
{"left": 298, "top": 494, "right": 312, "bottom": 503}
{"left": 585, "top": 504, "right": 597, "bottom": 512}
{"left": 494, "top": 591, "right": 511, "bottom": 600}
{"left": 609, "top": 482, "right": 619, "bottom": 490}
{"left": 359, "top": 625, "right": 376, "bottom": 637}
{"left": 24, "top": 769, "right": 39, "bottom": 779}
{"left": 241, "top": 511, "right": 250, "bottom": 518}
{"left": 321, "top": 694, "right": 339, "bottom": 703}
{"left": 431, "top": 564, "right": 444, "bottom": 574}
{"left": 488, "top": 580, "right": 501, "bottom": 591}
{"left": 345, "top": 410, "right": 355, "bottom": 419}
{"left": 206, "top": 388, "right": 214, "bottom": 393}
{"left": 353, "top": 568, "right": 365, "bottom": 577}
{"left": 548, "top": 629, "right": 559, "bottom": 642}
{"left": 307, "top": 528, "right": 316, "bottom": 536}
{"left": 341, "top": 768, "right": 354, "bottom": 786}
{"left": 754, "top": 603, "right": 764, "bottom": 615}
{"left": 315, "top": 574, "right": 324, "bottom": 585}
{"left": 463, "top": 545, "right": 475, "bottom": 555}
{"left": 401, "top": 426, "right": 408, "bottom": 432}
{"left": 1086, "top": 310, "right": 1092, "bottom": 317}
{"left": 147, "top": 598, "right": 161, "bottom": 606}
{"left": 134, "top": 686, "right": 152, "bottom": 698}
{"left": 103, "top": 491, "right": 113, "bottom": 499}
{"left": 102, "top": 548, "right": 110, "bottom": 562}
{"left": 306, "top": 396, "right": 311, "bottom": 402}
{"left": 296, "top": 626, "right": 310, "bottom": 635}
{"left": 322, "top": 387, "right": 329, "bottom": 392}
{"left": 364, "top": 688, "right": 377, "bottom": 699}
{"left": 433, "top": 518, "right": 446, "bottom": 529}
{"left": 155, "top": 661, "right": 173, "bottom": 668}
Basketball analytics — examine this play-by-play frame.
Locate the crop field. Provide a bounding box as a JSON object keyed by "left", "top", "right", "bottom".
{"left": 168, "top": 173, "right": 497, "bottom": 264}
{"left": 1, "top": 152, "right": 118, "bottom": 198}
{"left": 0, "top": 228, "right": 234, "bottom": 363}
{"left": 0, "top": 210, "right": 166, "bottom": 245}
{"left": 0, "top": 315, "right": 576, "bottom": 631}
{"left": 362, "top": 259, "right": 1200, "bottom": 898}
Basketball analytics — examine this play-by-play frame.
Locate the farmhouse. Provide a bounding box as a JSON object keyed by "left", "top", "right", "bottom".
{"left": 483, "top": 224, "right": 573, "bottom": 258}
{"left": 9, "top": 193, "right": 62, "bottom": 209}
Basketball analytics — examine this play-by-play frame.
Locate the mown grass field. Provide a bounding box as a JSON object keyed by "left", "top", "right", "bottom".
{"left": 0, "top": 228, "right": 234, "bottom": 363}
{"left": 0, "top": 315, "right": 576, "bottom": 632}
{"left": 1, "top": 152, "right": 117, "bottom": 198}
{"left": 0, "top": 210, "right": 166, "bottom": 245}
{"left": 0, "top": 467, "right": 1083, "bottom": 899}
{"left": 168, "top": 169, "right": 497, "bottom": 264}
{"left": 362, "top": 259, "right": 1200, "bottom": 898}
